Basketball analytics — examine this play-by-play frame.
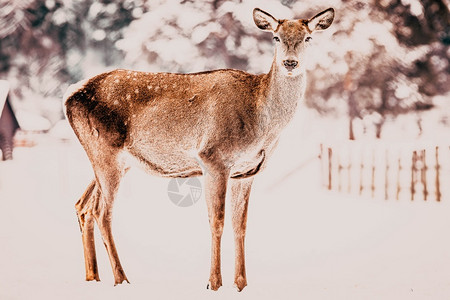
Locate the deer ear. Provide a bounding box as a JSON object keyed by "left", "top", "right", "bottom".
{"left": 308, "top": 8, "right": 335, "bottom": 31}
{"left": 253, "top": 8, "right": 279, "bottom": 32}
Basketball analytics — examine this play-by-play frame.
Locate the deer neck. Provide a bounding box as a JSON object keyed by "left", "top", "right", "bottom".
{"left": 262, "top": 58, "right": 306, "bottom": 131}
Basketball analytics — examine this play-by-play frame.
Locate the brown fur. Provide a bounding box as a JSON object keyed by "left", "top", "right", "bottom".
{"left": 65, "top": 7, "right": 334, "bottom": 291}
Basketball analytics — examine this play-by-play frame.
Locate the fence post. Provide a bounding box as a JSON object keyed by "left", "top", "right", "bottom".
{"left": 435, "top": 146, "right": 441, "bottom": 202}
{"left": 420, "top": 149, "right": 428, "bottom": 200}
{"left": 411, "top": 151, "right": 417, "bottom": 201}
{"left": 371, "top": 150, "right": 375, "bottom": 198}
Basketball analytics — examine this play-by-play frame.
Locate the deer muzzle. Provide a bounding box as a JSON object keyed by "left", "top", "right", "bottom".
{"left": 283, "top": 60, "right": 298, "bottom": 71}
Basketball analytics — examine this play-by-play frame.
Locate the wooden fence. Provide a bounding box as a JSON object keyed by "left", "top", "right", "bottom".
{"left": 319, "top": 141, "right": 450, "bottom": 201}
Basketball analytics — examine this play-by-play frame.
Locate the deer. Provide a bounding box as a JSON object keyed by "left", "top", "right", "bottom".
{"left": 63, "top": 7, "right": 334, "bottom": 291}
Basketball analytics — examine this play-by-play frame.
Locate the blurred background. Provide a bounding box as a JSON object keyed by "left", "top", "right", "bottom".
{"left": 1, "top": 1, "right": 450, "bottom": 298}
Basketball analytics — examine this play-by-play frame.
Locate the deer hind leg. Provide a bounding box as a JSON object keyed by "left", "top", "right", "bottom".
{"left": 230, "top": 177, "right": 254, "bottom": 292}
{"left": 76, "top": 180, "right": 100, "bottom": 281}
{"left": 91, "top": 159, "right": 129, "bottom": 285}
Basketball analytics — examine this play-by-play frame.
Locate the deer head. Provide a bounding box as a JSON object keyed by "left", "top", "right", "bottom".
{"left": 253, "top": 7, "right": 335, "bottom": 76}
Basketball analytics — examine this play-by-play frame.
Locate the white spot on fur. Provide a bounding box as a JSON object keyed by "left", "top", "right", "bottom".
{"left": 126, "top": 94, "right": 131, "bottom": 100}
{"left": 135, "top": 89, "right": 139, "bottom": 94}
{"left": 147, "top": 85, "right": 152, "bottom": 90}
{"left": 115, "top": 79, "right": 120, "bottom": 83}
{"left": 113, "top": 100, "right": 119, "bottom": 105}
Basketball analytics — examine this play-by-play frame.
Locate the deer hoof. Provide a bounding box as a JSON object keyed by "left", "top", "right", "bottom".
{"left": 233, "top": 276, "right": 247, "bottom": 292}
{"left": 114, "top": 277, "right": 130, "bottom": 286}
{"left": 85, "top": 274, "right": 100, "bottom": 282}
{"left": 207, "top": 276, "right": 222, "bottom": 291}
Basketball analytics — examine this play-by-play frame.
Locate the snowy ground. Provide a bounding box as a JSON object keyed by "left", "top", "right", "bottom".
{"left": 1, "top": 110, "right": 450, "bottom": 299}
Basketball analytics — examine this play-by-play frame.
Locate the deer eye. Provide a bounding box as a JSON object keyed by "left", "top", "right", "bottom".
{"left": 305, "top": 37, "right": 312, "bottom": 42}
{"left": 273, "top": 36, "right": 280, "bottom": 42}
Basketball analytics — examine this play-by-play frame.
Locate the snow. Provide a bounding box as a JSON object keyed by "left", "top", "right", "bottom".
{"left": 15, "top": 110, "right": 52, "bottom": 132}
{"left": 191, "top": 23, "right": 221, "bottom": 44}
{"left": 219, "top": 0, "right": 292, "bottom": 29}
{"left": 49, "top": 119, "right": 76, "bottom": 140}
{"left": 88, "top": 2, "right": 103, "bottom": 19}
{"left": 1, "top": 108, "right": 450, "bottom": 299}
{"left": 401, "top": 0, "right": 424, "bottom": 17}
{"left": 92, "top": 29, "right": 106, "bottom": 41}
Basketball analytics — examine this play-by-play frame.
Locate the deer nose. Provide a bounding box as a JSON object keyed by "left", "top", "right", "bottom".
{"left": 283, "top": 60, "right": 298, "bottom": 71}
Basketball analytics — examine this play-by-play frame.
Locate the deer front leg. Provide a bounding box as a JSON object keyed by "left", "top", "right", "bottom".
{"left": 202, "top": 160, "right": 229, "bottom": 291}
{"left": 231, "top": 177, "right": 254, "bottom": 292}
